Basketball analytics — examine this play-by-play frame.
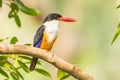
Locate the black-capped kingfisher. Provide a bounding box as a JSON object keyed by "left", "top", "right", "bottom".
{"left": 30, "top": 13, "right": 76, "bottom": 71}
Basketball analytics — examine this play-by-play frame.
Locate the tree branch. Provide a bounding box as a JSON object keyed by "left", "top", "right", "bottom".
{"left": 0, "top": 44, "right": 95, "bottom": 80}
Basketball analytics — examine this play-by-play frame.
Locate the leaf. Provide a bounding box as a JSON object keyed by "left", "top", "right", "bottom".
{"left": 111, "top": 23, "right": 120, "bottom": 45}
{"left": 16, "top": 0, "right": 40, "bottom": 16}
{"left": 14, "top": 13, "right": 21, "bottom": 27}
{"left": 0, "top": 56, "right": 7, "bottom": 66}
{"left": 111, "top": 32, "right": 119, "bottom": 45}
{"left": 57, "top": 69, "right": 70, "bottom": 80}
{"left": 0, "top": 56, "right": 7, "bottom": 61}
{"left": 6, "top": 61, "right": 24, "bottom": 80}
{"left": 8, "top": 10, "right": 14, "bottom": 18}
{"left": 20, "top": 56, "right": 41, "bottom": 65}
{"left": 20, "top": 56, "right": 31, "bottom": 61}
{"left": 57, "top": 69, "right": 65, "bottom": 80}
{"left": 10, "top": 36, "right": 18, "bottom": 44}
{"left": 36, "top": 60, "right": 41, "bottom": 65}
{"left": 0, "top": 0, "right": 2, "bottom": 8}
{"left": 0, "top": 37, "right": 9, "bottom": 42}
{"left": 8, "top": 3, "right": 21, "bottom": 27}
{"left": 8, "top": 11, "right": 21, "bottom": 27}
{"left": 8, "top": 3, "right": 18, "bottom": 18}
{"left": 35, "top": 68, "right": 51, "bottom": 77}
{"left": 15, "top": 69, "right": 24, "bottom": 80}
{"left": 24, "top": 43, "right": 32, "bottom": 46}
{"left": 10, "top": 72, "right": 19, "bottom": 80}
{"left": 0, "top": 39, "right": 4, "bottom": 42}
{"left": 60, "top": 74, "right": 70, "bottom": 80}
{"left": 118, "top": 23, "right": 120, "bottom": 28}
{"left": 116, "top": 5, "right": 120, "bottom": 9}
{"left": 17, "top": 60, "right": 30, "bottom": 73}
{"left": 10, "top": 3, "right": 19, "bottom": 12}
{"left": 4, "top": 78, "right": 9, "bottom": 80}
{"left": 20, "top": 7, "right": 40, "bottom": 16}
{"left": 0, "top": 68, "right": 9, "bottom": 78}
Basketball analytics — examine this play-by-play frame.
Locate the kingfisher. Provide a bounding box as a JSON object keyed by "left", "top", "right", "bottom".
{"left": 30, "top": 13, "right": 76, "bottom": 71}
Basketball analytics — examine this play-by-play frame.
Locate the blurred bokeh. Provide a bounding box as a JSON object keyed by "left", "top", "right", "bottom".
{"left": 0, "top": 0, "right": 120, "bottom": 80}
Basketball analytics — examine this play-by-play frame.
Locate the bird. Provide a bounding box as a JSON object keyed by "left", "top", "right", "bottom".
{"left": 30, "top": 13, "right": 76, "bottom": 71}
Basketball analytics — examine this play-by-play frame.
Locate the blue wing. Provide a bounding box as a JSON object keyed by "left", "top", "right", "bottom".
{"left": 33, "top": 25, "right": 45, "bottom": 48}
{"left": 34, "top": 39, "right": 42, "bottom": 48}
{"left": 30, "top": 25, "right": 45, "bottom": 71}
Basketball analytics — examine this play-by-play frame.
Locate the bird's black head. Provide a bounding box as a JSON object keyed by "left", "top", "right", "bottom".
{"left": 43, "top": 13, "right": 62, "bottom": 23}
{"left": 43, "top": 13, "right": 76, "bottom": 23}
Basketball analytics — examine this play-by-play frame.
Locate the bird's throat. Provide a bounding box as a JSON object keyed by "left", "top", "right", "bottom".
{"left": 43, "top": 20, "right": 59, "bottom": 43}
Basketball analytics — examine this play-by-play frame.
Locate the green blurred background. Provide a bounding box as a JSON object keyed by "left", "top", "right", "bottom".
{"left": 0, "top": 0, "right": 120, "bottom": 80}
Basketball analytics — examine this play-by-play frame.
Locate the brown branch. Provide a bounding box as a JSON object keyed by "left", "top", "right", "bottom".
{"left": 0, "top": 44, "right": 95, "bottom": 80}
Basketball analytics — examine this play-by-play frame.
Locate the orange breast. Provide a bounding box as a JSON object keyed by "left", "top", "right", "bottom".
{"left": 40, "top": 32, "right": 56, "bottom": 51}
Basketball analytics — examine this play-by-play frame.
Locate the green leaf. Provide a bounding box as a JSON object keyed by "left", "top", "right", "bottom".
{"left": 6, "top": 62, "right": 24, "bottom": 80}
{"left": 20, "top": 56, "right": 31, "bottom": 61}
{"left": 0, "top": 69, "right": 9, "bottom": 78}
{"left": 111, "top": 32, "right": 119, "bottom": 45}
{"left": 8, "top": 10, "right": 14, "bottom": 18}
{"left": 14, "top": 69, "right": 24, "bottom": 80}
{"left": 20, "top": 56, "right": 41, "bottom": 65}
{"left": 15, "top": 70, "right": 24, "bottom": 80}
{"left": 14, "top": 13, "right": 21, "bottom": 27}
{"left": 0, "top": 56, "right": 7, "bottom": 61}
{"left": 0, "top": 56, "right": 7, "bottom": 66}
{"left": 16, "top": 0, "right": 40, "bottom": 16}
{"left": 10, "top": 36, "right": 18, "bottom": 44}
{"left": 111, "top": 23, "right": 120, "bottom": 45}
{"left": 8, "top": 3, "right": 21, "bottom": 27}
{"left": 36, "top": 60, "right": 41, "bottom": 65}
{"left": 4, "top": 78, "right": 9, "bottom": 80}
{"left": 57, "top": 69, "right": 70, "bottom": 80}
{"left": 0, "top": 37, "right": 9, "bottom": 42}
{"left": 17, "top": 60, "right": 30, "bottom": 73}
{"left": 60, "top": 74, "right": 70, "bottom": 80}
{"left": 20, "top": 7, "right": 40, "bottom": 16}
{"left": 116, "top": 5, "right": 120, "bottom": 9}
{"left": 57, "top": 69, "right": 65, "bottom": 80}
{"left": 35, "top": 68, "right": 51, "bottom": 77}
{"left": 10, "top": 3, "right": 19, "bottom": 12}
{"left": 0, "top": 39, "right": 4, "bottom": 42}
{"left": 10, "top": 72, "right": 19, "bottom": 80}
{"left": 0, "top": 0, "right": 2, "bottom": 8}
{"left": 24, "top": 43, "right": 32, "bottom": 46}
{"left": 8, "top": 10, "right": 21, "bottom": 27}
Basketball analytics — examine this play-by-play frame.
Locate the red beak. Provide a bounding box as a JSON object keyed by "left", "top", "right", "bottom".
{"left": 59, "top": 17, "right": 76, "bottom": 22}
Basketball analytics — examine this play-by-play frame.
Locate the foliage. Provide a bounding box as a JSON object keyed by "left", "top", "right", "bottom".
{"left": 111, "top": 23, "right": 120, "bottom": 44}
{"left": 112, "top": 5, "right": 120, "bottom": 44}
{"left": 0, "top": 0, "right": 2, "bottom": 8}
{"left": 0, "top": 0, "right": 40, "bottom": 27}
{"left": 0, "top": 0, "right": 71, "bottom": 80}
{"left": 0, "top": 37, "right": 9, "bottom": 42}
{"left": 16, "top": 0, "right": 40, "bottom": 16}
{"left": 35, "top": 68, "right": 51, "bottom": 77}
{"left": 0, "top": 36, "right": 52, "bottom": 80}
{"left": 0, "top": 36, "right": 71, "bottom": 80}
{"left": 0, "top": 68, "right": 9, "bottom": 78}
{"left": 57, "top": 69, "right": 70, "bottom": 80}
{"left": 10, "top": 36, "right": 18, "bottom": 44}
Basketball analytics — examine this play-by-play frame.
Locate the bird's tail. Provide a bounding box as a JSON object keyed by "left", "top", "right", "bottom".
{"left": 30, "top": 57, "right": 38, "bottom": 71}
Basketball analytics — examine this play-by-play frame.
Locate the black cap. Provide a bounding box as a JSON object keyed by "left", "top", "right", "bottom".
{"left": 43, "top": 13, "right": 62, "bottom": 23}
